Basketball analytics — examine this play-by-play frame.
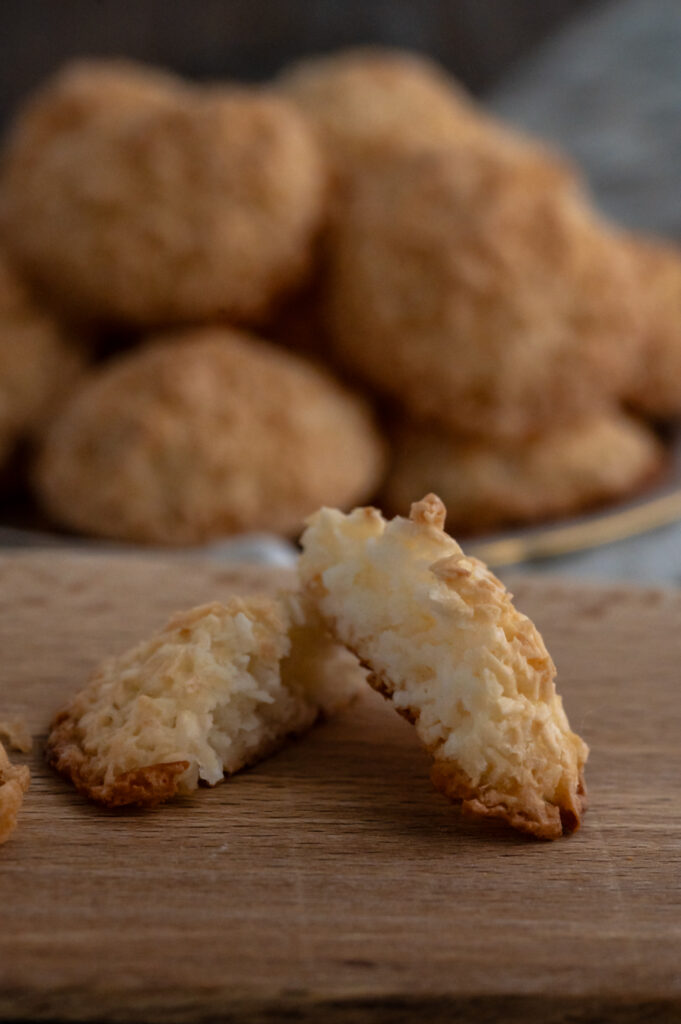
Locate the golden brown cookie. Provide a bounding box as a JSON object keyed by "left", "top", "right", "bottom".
{"left": 383, "top": 410, "right": 664, "bottom": 534}
{"left": 2, "top": 60, "right": 327, "bottom": 326}
{"left": 299, "top": 495, "right": 589, "bottom": 839}
{"left": 0, "top": 739, "right": 30, "bottom": 846}
{"left": 326, "top": 145, "right": 641, "bottom": 441}
{"left": 625, "top": 237, "right": 681, "bottom": 418}
{"left": 6, "top": 58, "right": 186, "bottom": 129}
{"left": 47, "top": 594, "right": 363, "bottom": 807}
{"left": 0, "top": 251, "right": 84, "bottom": 465}
{"left": 277, "top": 47, "right": 576, "bottom": 195}
{"left": 34, "top": 326, "right": 385, "bottom": 544}
{"left": 278, "top": 48, "right": 480, "bottom": 172}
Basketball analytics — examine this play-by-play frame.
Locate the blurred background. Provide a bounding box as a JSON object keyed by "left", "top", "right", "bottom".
{"left": 3, "top": 0, "right": 678, "bottom": 235}
{"left": 1, "top": 0, "right": 597, "bottom": 118}
{"left": 1, "top": 0, "right": 681, "bottom": 581}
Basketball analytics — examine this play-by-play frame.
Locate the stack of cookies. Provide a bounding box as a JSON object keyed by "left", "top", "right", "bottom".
{"left": 277, "top": 49, "right": 676, "bottom": 534}
{"left": 0, "top": 48, "right": 678, "bottom": 544}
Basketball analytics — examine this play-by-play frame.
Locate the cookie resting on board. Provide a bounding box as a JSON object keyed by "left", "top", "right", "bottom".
{"left": 299, "top": 494, "right": 588, "bottom": 839}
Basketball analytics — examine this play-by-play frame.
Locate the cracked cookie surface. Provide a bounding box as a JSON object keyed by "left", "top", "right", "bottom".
{"left": 299, "top": 494, "right": 588, "bottom": 839}
{"left": 47, "top": 594, "right": 362, "bottom": 808}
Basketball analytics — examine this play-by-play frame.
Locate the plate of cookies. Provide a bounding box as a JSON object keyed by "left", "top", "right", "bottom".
{"left": 0, "top": 48, "right": 679, "bottom": 563}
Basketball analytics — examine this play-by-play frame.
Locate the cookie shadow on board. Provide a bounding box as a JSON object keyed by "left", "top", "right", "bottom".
{"left": 254, "top": 694, "right": 532, "bottom": 847}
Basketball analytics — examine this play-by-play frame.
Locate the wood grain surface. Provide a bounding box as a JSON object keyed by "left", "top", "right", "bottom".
{"left": 0, "top": 551, "right": 679, "bottom": 1023}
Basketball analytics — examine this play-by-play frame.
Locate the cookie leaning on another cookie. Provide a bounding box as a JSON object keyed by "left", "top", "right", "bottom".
{"left": 299, "top": 495, "right": 588, "bottom": 839}
{"left": 0, "top": 740, "right": 30, "bottom": 846}
{"left": 47, "top": 595, "right": 363, "bottom": 808}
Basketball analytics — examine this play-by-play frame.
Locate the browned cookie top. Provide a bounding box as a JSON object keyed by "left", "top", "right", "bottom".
{"left": 2, "top": 60, "right": 327, "bottom": 327}
{"left": 326, "top": 144, "right": 641, "bottom": 441}
{"left": 34, "top": 325, "right": 385, "bottom": 544}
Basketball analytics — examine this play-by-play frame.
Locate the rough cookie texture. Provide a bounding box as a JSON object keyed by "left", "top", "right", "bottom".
{"left": 0, "top": 251, "right": 83, "bottom": 465}
{"left": 2, "top": 60, "right": 326, "bottom": 326}
{"left": 383, "top": 411, "right": 664, "bottom": 533}
{"left": 34, "top": 326, "right": 384, "bottom": 544}
{"left": 327, "top": 145, "right": 640, "bottom": 441}
{"left": 47, "top": 595, "right": 363, "bottom": 807}
{"left": 626, "top": 237, "right": 681, "bottom": 418}
{"left": 299, "top": 495, "right": 588, "bottom": 839}
{"left": 0, "top": 740, "right": 30, "bottom": 846}
{"left": 278, "top": 48, "right": 481, "bottom": 176}
{"left": 277, "top": 47, "right": 576, "bottom": 195}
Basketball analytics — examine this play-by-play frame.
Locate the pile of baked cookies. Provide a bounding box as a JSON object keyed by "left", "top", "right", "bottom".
{"left": 0, "top": 48, "right": 679, "bottom": 545}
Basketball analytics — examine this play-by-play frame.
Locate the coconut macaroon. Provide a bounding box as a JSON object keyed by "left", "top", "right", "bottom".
{"left": 326, "top": 145, "right": 640, "bottom": 441}
{"left": 0, "top": 251, "right": 83, "bottom": 467}
{"left": 34, "top": 326, "right": 384, "bottom": 544}
{"left": 0, "top": 740, "right": 30, "bottom": 846}
{"left": 5, "top": 57, "right": 187, "bottom": 129}
{"left": 625, "top": 238, "right": 681, "bottom": 418}
{"left": 1, "top": 59, "right": 327, "bottom": 326}
{"left": 299, "top": 495, "right": 588, "bottom": 839}
{"left": 277, "top": 47, "right": 576, "bottom": 195}
{"left": 47, "top": 595, "right": 363, "bottom": 808}
{"left": 278, "top": 48, "right": 483, "bottom": 175}
{"left": 383, "top": 410, "right": 664, "bottom": 534}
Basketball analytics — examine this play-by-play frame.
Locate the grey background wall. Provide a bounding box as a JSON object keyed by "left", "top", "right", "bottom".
{"left": 0, "top": 0, "right": 597, "bottom": 125}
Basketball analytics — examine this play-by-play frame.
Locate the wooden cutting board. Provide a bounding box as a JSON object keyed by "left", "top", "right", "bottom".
{"left": 1, "top": 551, "right": 679, "bottom": 1023}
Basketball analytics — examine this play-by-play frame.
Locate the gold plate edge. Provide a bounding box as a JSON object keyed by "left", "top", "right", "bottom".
{"left": 468, "top": 489, "right": 681, "bottom": 568}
